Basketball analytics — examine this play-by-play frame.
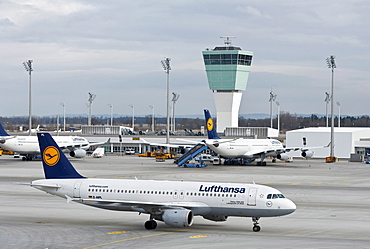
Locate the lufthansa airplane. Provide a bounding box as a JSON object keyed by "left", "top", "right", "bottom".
{"left": 30, "top": 133, "right": 296, "bottom": 232}
{"left": 0, "top": 123, "right": 105, "bottom": 161}
{"left": 203, "top": 109, "right": 328, "bottom": 165}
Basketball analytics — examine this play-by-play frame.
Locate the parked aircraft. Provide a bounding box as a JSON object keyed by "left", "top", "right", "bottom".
{"left": 0, "top": 123, "right": 106, "bottom": 161}
{"left": 203, "top": 109, "right": 328, "bottom": 165}
{"left": 29, "top": 132, "right": 296, "bottom": 232}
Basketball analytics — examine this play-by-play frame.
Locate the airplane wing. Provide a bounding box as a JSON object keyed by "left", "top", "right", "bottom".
{"left": 284, "top": 142, "right": 330, "bottom": 152}
{"left": 0, "top": 136, "right": 15, "bottom": 141}
{"left": 89, "top": 138, "right": 111, "bottom": 147}
{"left": 243, "top": 144, "right": 329, "bottom": 158}
{"left": 79, "top": 198, "right": 209, "bottom": 213}
{"left": 242, "top": 149, "right": 278, "bottom": 158}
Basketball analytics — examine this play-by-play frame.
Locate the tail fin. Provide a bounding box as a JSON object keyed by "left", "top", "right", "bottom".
{"left": 37, "top": 133, "right": 85, "bottom": 179}
{"left": 0, "top": 123, "right": 10, "bottom": 136}
{"left": 204, "top": 109, "right": 220, "bottom": 139}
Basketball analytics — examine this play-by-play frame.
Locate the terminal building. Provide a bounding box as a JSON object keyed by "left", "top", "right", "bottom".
{"left": 203, "top": 37, "right": 253, "bottom": 133}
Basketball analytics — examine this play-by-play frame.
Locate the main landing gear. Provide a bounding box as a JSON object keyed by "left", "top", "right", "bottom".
{"left": 22, "top": 155, "right": 33, "bottom": 161}
{"left": 252, "top": 217, "right": 261, "bottom": 232}
{"left": 144, "top": 219, "right": 157, "bottom": 230}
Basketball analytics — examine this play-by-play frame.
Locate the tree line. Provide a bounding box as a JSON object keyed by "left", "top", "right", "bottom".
{"left": 1, "top": 112, "right": 370, "bottom": 133}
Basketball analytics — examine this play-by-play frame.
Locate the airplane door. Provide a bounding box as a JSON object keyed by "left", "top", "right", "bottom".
{"left": 179, "top": 190, "right": 184, "bottom": 199}
{"left": 73, "top": 181, "right": 82, "bottom": 198}
{"left": 247, "top": 188, "right": 257, "bottom": 206}
{"left": 173, "top": 190, "right": 178, "bottom": 199}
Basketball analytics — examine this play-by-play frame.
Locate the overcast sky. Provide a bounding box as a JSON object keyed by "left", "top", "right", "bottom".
{"left": 0, "top": 0, "right": 369, "bottom": 118}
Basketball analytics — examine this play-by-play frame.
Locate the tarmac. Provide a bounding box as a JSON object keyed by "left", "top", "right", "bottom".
{"left": 1, "top": 154, "right": 370, "bottom": 249}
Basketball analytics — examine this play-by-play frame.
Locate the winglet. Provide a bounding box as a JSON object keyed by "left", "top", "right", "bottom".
{"left": 204, "top": 109, "right": 220, "bottom": 139}
{"left": 37, "top": 133, "right": 85, "bottom": 179}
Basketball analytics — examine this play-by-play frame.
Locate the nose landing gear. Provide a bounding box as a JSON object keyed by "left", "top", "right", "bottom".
{"left": 252, "top": 217, "right": 261, "bottom": 232}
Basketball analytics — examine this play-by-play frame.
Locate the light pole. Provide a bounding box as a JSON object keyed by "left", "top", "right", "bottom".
{"left": 324, "top": 92, "right": 330, "bottom": 127}
{"left": 60, "top": 103, "right": 66, "bottom": 132}
{"left": 337, "top": 101, "right": 341, "bottom": 127}
{"left": 87, "top": 92, "right": 96, "bottom": 125}
{"left": 276, "top": 101, "right": 280, "bottom": 134}
{"left": 22, "top": 60, "right": 33, "bottom": 136}
{"left": 149, "top": 105, "right": 155, "bottom": 132}
{"left": 108, "top": 104, "right": 113, "bottom": 126}
{"left": 171, "top": 92, "right": 180, "bottom": 133}
{"left": 129, "top": 104, "right": 134, "bottom": 132}
{"left": 161, "top": 58, "right": 171, "bottom": 144}
{"left": 269, "top": 90, "right": 277, "bottom": 128}
{"left": 326, "top": 55, "right": 336, "bottom": 161}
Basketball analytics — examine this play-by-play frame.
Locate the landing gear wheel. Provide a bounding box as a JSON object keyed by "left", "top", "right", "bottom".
{"left": 252, "top": 217, "right": 260, "bottom": 232}
{"left": 144, "top": 220, "right": 157, "bottom": 230}
{"left": 253, "top": 225, "right": 261, "bottom": 232}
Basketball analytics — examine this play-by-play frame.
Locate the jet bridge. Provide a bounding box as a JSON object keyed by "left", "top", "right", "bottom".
{"left": 175, "top": 143, "right": 208, "bottom": 167}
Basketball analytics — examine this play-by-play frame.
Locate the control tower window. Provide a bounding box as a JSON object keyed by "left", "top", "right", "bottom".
{"left": 210, "top": 54, "right": 221, "bottom": 65}
{"left": 238, "top": 54, "right": 252, "bottom": 66}
{"left": 203, "top": 54, "right": 240, "bottom": 65}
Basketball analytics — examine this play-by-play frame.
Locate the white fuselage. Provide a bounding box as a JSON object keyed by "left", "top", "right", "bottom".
{"left": 32, "top": 178, "right": 296, "bottom": 218}
{"left": 0, "top": 136, "right": 89, "bottom": 155}
{"left": 204, "top": 138, "right": 284, "bottom": 159}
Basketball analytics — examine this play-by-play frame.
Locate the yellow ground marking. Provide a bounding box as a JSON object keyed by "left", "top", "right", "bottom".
{"left": 107, "top": 231, "right": 129, "bottom": 234}
{"left": 189, "top": 235, "right": 210, "bottom": 238}
{"left": 83, "top": 229, "right": 189, "bottom": 249}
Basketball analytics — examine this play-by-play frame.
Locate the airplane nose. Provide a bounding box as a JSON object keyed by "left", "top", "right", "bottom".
{"left": 285, "top": 199, "right": 296, "bottom": 214}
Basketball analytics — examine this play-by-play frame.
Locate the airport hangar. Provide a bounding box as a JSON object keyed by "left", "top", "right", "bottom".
{"left": 83, "top": 125, "right": 370, "bottom": 161}
{"left": 285, "top": 127, "right": 370, "bottom": 160}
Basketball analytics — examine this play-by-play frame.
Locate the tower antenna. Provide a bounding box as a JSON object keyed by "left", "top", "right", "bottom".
{"left": 220, "top": 36, "right": 236, "bottom": 46}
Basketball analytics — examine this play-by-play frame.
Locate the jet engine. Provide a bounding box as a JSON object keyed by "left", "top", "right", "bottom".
{"left": 301, "top": 150, "right": 313, "bottom": 158}
{"left": 202, "top": 214, "right": 228, "bottom": 222}
{"left": 69, "top": 149, "right": 87, "bottom": 158}
{"left": 161, "top": 209, "right": 194, "bottom": 228}
{"left": 276, "top": 153, "right": 289, "bottom": 161}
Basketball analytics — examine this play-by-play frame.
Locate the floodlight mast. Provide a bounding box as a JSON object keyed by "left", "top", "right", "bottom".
{"left": 60, "top": 103, "right": 66, "bottom": 132}
{"left": 108, "top": 104, "right": 113, "bottom": 126}
{"left": 171, "top": 92, "right": 180, "bottom": 132}
{"left": 269, "top": 89, "right": 277, "bottom": 128}
{"left": 326, "top": 55, "right": 336, "bottom": 161}
{"left": 161, "top": 58, "right": 171, "bottom": 144}
{"left": 87, "top": 92, "right": 96, "bottom": 125}
{"left": 149, "top": 105, "right": 155, "bottom": 132}
{"left": 22, "top": 60, "right": 33, "bottom": 136}
{"left": 337, "top": 101, "right": 341, "bottom": 127}
{"left": 324, "top": 92, "right": 330, "bottom": 127}
{"left": 129, "top": 104, "right": 134, "bottom": 131}
{"left": 276, "top": 101, "right": 280, "bottom": 134}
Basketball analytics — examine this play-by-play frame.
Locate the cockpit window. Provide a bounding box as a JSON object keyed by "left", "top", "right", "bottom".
{"left": 267, "top": 193, "right": 285, "bottom": 199}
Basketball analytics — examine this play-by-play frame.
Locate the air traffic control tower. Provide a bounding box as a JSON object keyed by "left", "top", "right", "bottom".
{"left": 202, "top": 37, "right": 253, "bottom": 133}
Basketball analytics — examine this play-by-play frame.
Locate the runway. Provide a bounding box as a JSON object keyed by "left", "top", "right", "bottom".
{"left": 1, "top": 155, "right": 370, "bottom": 248}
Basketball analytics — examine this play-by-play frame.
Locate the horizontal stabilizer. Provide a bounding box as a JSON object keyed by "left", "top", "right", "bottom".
{"left": 31, "top": 183, "right": 61, "bottom": 188}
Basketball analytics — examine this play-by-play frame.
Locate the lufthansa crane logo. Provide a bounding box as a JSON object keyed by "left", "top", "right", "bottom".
{"left": 207, "top": 118, "right": 213, "bottom": 131}
{"left": 43, "top": 146, "right": 60, "bottom": 166}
